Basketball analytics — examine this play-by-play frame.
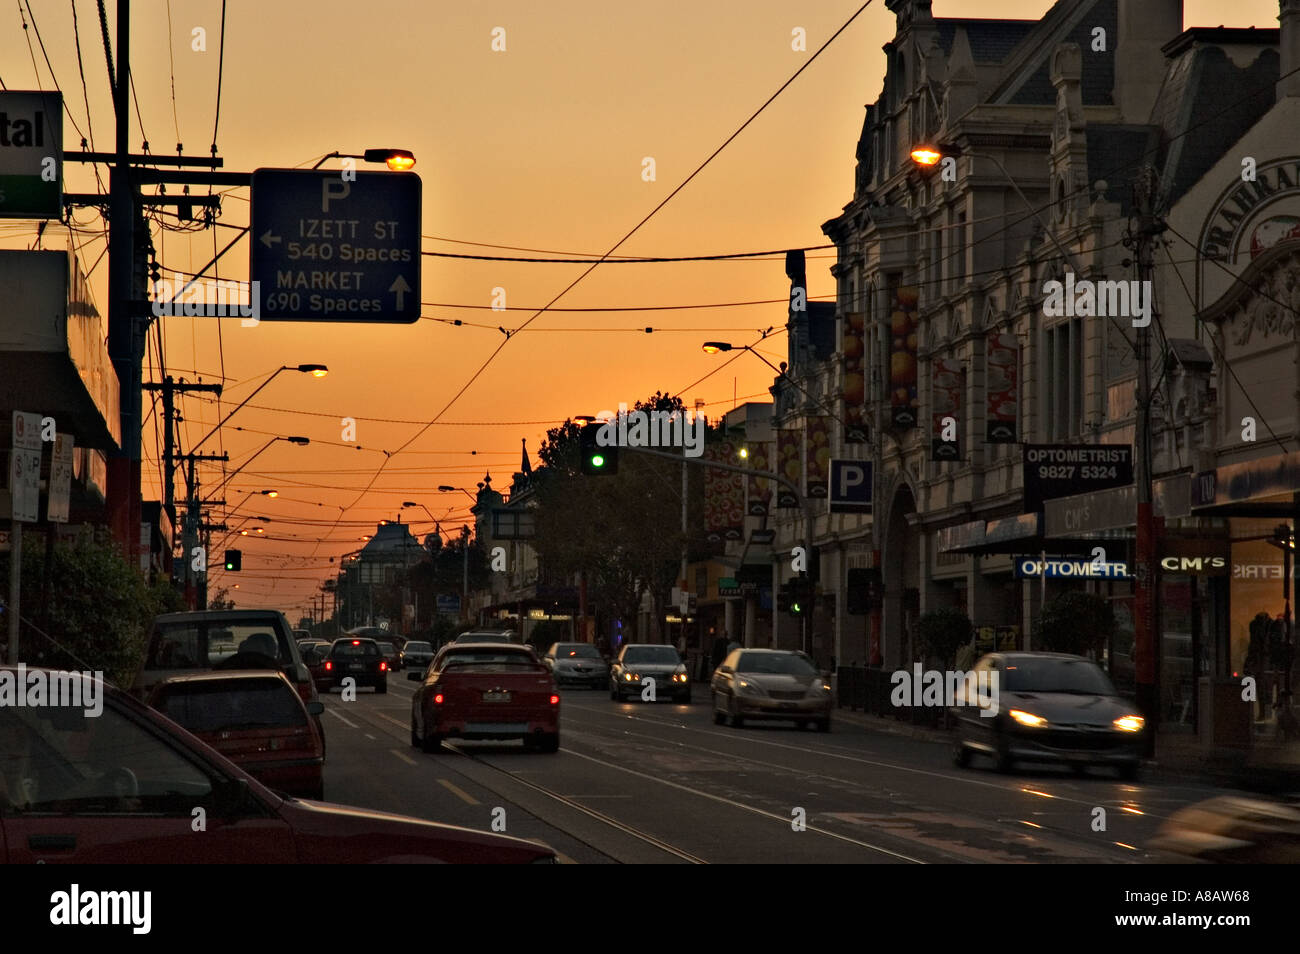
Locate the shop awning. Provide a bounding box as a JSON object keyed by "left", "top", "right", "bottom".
{"left": 1042, "top": 474, "right": 1191, "bottom": 538}
{"left": 1190, "top": 452, "right": 1300, "bottom": 517}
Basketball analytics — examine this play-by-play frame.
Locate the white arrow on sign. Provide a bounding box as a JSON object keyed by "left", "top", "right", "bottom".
{"left": 260, "top": 229, "right": 282, "bottom": 249}
{"left": 389, "top": 274, "right": 411, "bottom": 309}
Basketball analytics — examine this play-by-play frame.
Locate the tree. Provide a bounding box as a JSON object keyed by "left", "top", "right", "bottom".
{"left": 209, "top": 587, "right": 237, "bottom": 611}
{"left": 916, "top": 606, "right": 971, "bottom": 667}
{"left": 1035, "top": 591, "right": 1114, "bottom": 657}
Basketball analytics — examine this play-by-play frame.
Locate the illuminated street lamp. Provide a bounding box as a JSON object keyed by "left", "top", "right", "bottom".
{"left": 311, "top": 148, "right": 417, "bottom": 172}
{"left": 193, "top": 365, "right": 327, "bottom": 452}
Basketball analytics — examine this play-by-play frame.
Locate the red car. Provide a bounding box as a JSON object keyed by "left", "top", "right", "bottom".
{"left": 0, "top": 668, "right": 556, "bottom": 863}
{"left": 148, "top": 671, "right": 326, "bottom": 800}
{"left": 411, "top": 643, "right": 560, "bottom": 753}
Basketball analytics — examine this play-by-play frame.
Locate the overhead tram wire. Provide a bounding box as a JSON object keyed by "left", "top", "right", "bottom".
{"left": 307, "top": 0, "right": 880, "bottom": 570}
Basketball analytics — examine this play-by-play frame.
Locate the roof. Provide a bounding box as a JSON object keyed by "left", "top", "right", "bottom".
{"left": 358, "top": 521, "right": 422, "bottom": 560}
{"left": 1084, "top": 124, "right": 1161, "bottom": 215}
{"left": 933, "top": 17, "right": 1038, "bottom": 63}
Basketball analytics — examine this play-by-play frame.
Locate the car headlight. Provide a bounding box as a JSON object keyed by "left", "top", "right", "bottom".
{"left": 737, "top": 678, "right": 766, "bottom": 696}
{"left": 806, "top": 681, "right": 832, "bottom": 696}
{"left": 1009, "top": 708, "right": 1047, "bottom": 728}
{"left": 624, "top": 672, "right": 639, "bottom": 682}
{"left": 1113, "top": 715, "right": 1145, "bottom": 732}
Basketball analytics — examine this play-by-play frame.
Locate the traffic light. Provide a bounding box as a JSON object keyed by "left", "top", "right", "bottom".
{"left": 846, "top": 568, "right": 882, "bottom": 615}
{"left": 779, "top": 579, "right": 815, "bottom": 615}
{"left": 224, "top": 549, "right": 242, "bottom": 571}
{"left": 579, "top": 422, "right": 618, "bottom": 476}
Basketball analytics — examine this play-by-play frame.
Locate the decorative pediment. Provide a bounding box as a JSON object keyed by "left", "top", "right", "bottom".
{"left": 1201, "top": 240, "right": 1300, "bottom": 349}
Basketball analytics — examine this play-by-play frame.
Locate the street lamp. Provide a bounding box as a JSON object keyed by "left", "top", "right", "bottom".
{"left": 311, "top": 148, "right": 416, "bottom": 172}
{"left": 701, "top": 341, "right": 788, "bottom": 379}
{"left": 203, "top": 436, "right": 309, "bottom": 502}
{"left": 437, "top": 485, "right": 478, "bottom": 503}
{"left": 192, "top": 364, "right": 328, "bottom": 453}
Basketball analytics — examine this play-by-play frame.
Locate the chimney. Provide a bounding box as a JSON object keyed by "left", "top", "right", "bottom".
{"left": 1281, "top": 0, "right": 1300, "bottom": 98}
{"left": 1115, "top": 0, "right": 1183, "bottom": 122}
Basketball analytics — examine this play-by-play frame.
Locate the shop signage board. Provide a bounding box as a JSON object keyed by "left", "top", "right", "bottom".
{"left": 1022, "top": 444, "right": 1133, "bottom": 512}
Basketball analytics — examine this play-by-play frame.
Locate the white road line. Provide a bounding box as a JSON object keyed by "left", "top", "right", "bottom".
{"left": 390, "top": 749, "right": 417, "bottom": 766}
{"left": 438, "top": 778, "right": 481, "bottom": 805}
{"left": 326, "top": 707, "right": 359, "bottom": 728}
{"left": 559, "top": 747, "right": 923, "bottom": 863}
{"left": 365, "top": 734, "right": 376, "bottom": 740}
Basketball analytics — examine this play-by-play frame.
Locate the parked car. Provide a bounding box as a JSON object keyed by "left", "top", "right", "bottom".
{"left": 543, "top": 642, "right": 610, "bottom": 689}
{"left": 950, "top": 651, "right": 1146, "bottom": 778}
{"left": 610, "top": 644, "right": 690, "bottom": 702}
{"left": 0, "top": 667, "right": 556, "bottom": 863}
{"left": 710, "top": 649, "right": 831, "bottom": 730}
{"left": 148, "top": 671, "right": 325, "bottom": 799}
{"left": 401, "top": 641, "right": 436, "bottom": 678}
{"left": 410, "top": 644, "right": 559, "bottom": 753}
{"left": 323, "top": 638, "right": 388, "bottom": 693}
{"left": 136, "top": 610, "right": 317, "bottom": 708}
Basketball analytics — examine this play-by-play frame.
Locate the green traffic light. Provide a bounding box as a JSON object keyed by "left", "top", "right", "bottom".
{"left": 591, "top": 454, "right": 605, "bottom": 468}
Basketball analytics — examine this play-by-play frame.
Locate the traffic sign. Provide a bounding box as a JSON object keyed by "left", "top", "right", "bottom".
{"left": 10, "top": 411, "right": 41, "bottom": 523}
{"left": 47, "top": 433, "right": 74, "bottom": 523}
{"left": 0, "top": 92, "right": 62, "bottom": 218}
{"left": 828, "top": 459, "right": 872, "bottom": 514}
{"left": 249, "top": 169, "right": 421, "bottom": 322}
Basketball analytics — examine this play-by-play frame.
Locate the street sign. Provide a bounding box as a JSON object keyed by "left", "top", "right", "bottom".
{"left": 436, "top": 594, "right": 461, "bottom": 615}
{"left": 250, "top": 168, "right": 421, "bottom": 322}
{"left": 828, "top": 459, "right": 872, "bottom": 514}
{"left": 10, "top": 411, "right": 41, "bottom": 522}
{"left": 47, "top": 433, "right": 74, "bottom": 523}
{"left": 0, "top": 92, "right": 62, "bottom": 218}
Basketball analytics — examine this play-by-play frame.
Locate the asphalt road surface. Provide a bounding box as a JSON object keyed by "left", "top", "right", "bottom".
{"left": 317, "top": 677, "right": 1237, "bottom": 863}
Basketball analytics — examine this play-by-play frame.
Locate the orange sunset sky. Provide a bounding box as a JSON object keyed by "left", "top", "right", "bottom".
{"left": 1, "top": 0, "right": 1282, "bottom": 617}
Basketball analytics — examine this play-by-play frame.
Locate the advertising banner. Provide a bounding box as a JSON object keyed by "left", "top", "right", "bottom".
{"left": 841, "top": 312, "right": 867, "bottom": 442}
{"left": 805, "top": 417, "right": 830, "bottom": 498}
{"left": 931, "top": 356, "right": 962, "bottom": 461}
{"left": 888, "top": 281, "right": 920, "bottom": 427}
{"left": 986, "top": 332, "right": 1018, "bottom": 442}
{"left": 1022, "top": 444, "right": 1133, "bottom": 512}
{"left": 776, "top": 430, "right": 801, "bottom": 509}
{"left": 746, "top": 441, "right": 772, "bottom": 516}
{"left": 704, "top": 441, "right": 745, "bottom": 543}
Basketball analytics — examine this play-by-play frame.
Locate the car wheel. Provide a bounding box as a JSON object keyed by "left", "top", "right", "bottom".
{"left": 376, "top": 679, "right": 387, "bottom": 694}
{"left": 539, "top": 733, "right": 560, "bottom": 754}
{"left": 712, "top": 692, "right": 726, "bottom": 724}
{"left": 816, "top": 718, "right": 831, "bottom": 733}
{"left": 994, "top": 731, "right": 1015, "bottom": 773}
{"left": 729, "top": 694, "right": 744, "bottom": 728}
{"left": 421, "top": 719, "right": 443, "bottom": 754}
{"left": 1118, "top": 761, "right": 1140, "bottom": 781}
{"left": 610, "top": 682, "right": 619, "bottom": 701}
{"left": 410, "top": 716, "right": 421, "bottom": 748}
{"left": 952, "top": 737, "right": 972, "bottom": 768}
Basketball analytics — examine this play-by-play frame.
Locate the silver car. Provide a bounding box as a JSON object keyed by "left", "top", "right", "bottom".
{"left": 610, "top": 644, "right": 691, "bottom": 702}
{"left": 711, "top": 649, "right": 831, "bottom": 730}
{"left": 544, "top": 642, "right": 610, "bottom": 689}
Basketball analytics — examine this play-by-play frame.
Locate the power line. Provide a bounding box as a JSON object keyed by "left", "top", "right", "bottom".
{"left": 422, "top": 246, "right": 837, "bottom": 264}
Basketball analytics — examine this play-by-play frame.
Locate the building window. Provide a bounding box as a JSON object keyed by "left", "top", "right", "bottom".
{"left": 1043, "top": 318, "right": 1083, "bottom": 439}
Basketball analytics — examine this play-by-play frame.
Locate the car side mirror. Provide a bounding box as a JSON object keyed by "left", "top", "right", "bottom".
{"left": 306, "top": 701, "right": 324, "bottom": 716}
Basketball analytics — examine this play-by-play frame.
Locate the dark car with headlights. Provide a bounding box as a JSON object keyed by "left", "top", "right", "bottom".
{"left": 0, "top": 667, "right": 555, "bottom": 863}
{"left": 710, "top": 649, "right": 831, "bottom": 730}
{"left": 544, "top": 642, "right": 610, "bottom": 690}
{"left": 950, "top": 652, "right": 1146, "bottom": 778}
{"left": 401, "top": 641, "right": 436, "bottom": 678}
{"left": 610, "top": 644, "right": 690, "bottom": 702}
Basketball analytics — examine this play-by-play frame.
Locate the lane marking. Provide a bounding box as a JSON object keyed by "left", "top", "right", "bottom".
{"left": 390, "top": 749, "right": 417, "bottom": 766}
{"left": 365, "top": 734, "right": 376, "bottom": 740}
{"left": 326, "top": 707, "right": 359, "bottom": 728}
{"left": 556, "top": 747, "right": 923, "bottom": 863}
{"left": 438, "top": 778, "right": 481, "bottom": 805}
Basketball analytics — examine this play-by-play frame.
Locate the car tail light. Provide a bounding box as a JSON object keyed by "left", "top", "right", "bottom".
{"left": 380, "top": 661, "right": 388, "bottom": 672}
{"left": 324, "top": 660, "right": 333, "bottom": 671}
{"left": 434, "top": 693, "right": 444, "bottom": 705}
{"left": 549, "top": 694, "right": 560, "bottom": 705}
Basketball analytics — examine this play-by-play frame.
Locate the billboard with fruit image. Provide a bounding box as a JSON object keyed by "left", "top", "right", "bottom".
{"left": 841, "top": 312, "right": 867, "bottom": 442}
{"left": 704, "top": 441, "right": 745, "bottom": 543}
{"left": 986, "top": 332, "right": 1018, "bottom": 443}
{"left": 931, "top": 356, "right": 962, "bottom": 461}
{"left": 776, "top": 429, "right": 801, "bottom": 509}
{"left": 746, "top": 441, "right": 772, "bottom": 516}
{"left": 888, "top": 281, "right": 920, "bottom": 428}
{"left": 805, "top": 417, "right": 830, "bottom": 497}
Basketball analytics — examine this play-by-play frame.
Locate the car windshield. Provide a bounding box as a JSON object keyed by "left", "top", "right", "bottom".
{"left": 622, "top": 646, "right": 680, "bottom": 664}
{"left": 404, "top": 642, "right": 432, "bottom": 653}
{"left": 556, "top": 644, "right": 600, "bottom": 659}
{"left": 331, "top": 641, "right": 379, "bottom": 657}
{"left": 735, "top": 652, "right": 816, "bottom": 675}
{"left": 1002, "top": 658, "right": 1117, "bottom": 694}
{"left": 154, "top": 679, "right": 307, "bottom": 733}
{"left": 146, "top": 620, "right": 291, "bottom": 669}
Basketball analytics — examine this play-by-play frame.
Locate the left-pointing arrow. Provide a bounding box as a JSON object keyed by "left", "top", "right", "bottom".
{"left": 389, "top": 274, "right": 411, "bottom": 309}
{"left": 260, "top": 230, "right": 281, "bottom": 249}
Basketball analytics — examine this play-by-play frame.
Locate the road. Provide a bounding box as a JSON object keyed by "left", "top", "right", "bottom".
{"left": 316, "top": 676, "right": 1235, "bottom": 864}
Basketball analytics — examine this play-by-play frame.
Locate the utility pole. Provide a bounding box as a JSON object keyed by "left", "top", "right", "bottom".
{"left": 1130, "top": 165, "right": 1165, "bottom": 750}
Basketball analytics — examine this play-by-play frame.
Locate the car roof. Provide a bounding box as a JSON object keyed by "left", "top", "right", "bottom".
{"left": 995, "top": 651, "right": 1089, "bottom": 661}
{"left": 732, "top": 648, "right": 798, "bottom": 654}
{"left": 154, "top": 610, "right": 285, "bottom": 621}
{"left": 153, "top": 670, "right": 297, "bottom": 687}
